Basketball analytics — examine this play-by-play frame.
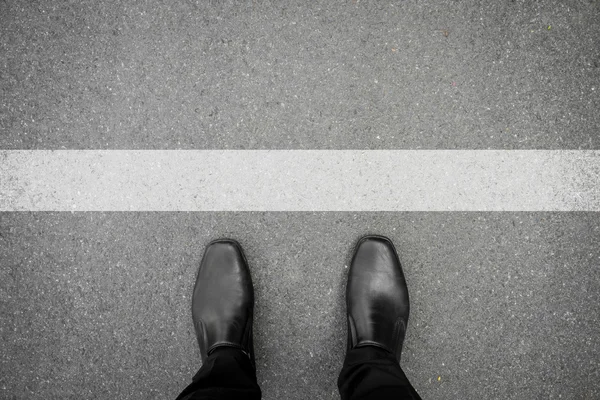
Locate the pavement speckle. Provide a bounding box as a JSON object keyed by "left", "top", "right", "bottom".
{"left": 1, "top": 212, "right": 599, "bottom": 399}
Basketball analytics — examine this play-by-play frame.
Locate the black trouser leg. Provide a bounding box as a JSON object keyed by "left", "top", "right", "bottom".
{"left": 338, "top": 346, "right": 422, "bottom": 400}
{"left": 175, "top": 348, "right": 262, "bottom": 400}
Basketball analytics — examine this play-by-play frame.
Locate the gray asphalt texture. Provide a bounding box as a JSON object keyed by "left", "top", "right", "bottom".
{"left": 1, "top": 213, "right": 599, "bottom": 399}
{"left": 2, "top": 1, "right": 600, "bottom": 400}
{"left": 1, "top": 0, "right": 599, "bottom": 149}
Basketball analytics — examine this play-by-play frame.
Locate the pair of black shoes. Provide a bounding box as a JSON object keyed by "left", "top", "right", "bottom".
{"left": 192, "top": 235, "right": 411, "bottom": 368}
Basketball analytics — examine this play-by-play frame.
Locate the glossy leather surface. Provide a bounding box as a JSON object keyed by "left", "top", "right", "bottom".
{"left": 192, "top": 239, "right": 255, "bottom": 366}
{"left": 346, "top": 235, "right": 410, "bottom": 362}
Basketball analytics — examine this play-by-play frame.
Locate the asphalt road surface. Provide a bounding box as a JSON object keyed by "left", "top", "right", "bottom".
{"left": 1, "top": 1, "right": 599, "bottom": 399}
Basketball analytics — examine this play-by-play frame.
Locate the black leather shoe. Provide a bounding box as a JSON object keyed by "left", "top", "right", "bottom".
{"left": 346, "top": 235, "right": 410, "bottom": 362}
{"left": 192, "top": 239, "right": 255, "bottom": 367}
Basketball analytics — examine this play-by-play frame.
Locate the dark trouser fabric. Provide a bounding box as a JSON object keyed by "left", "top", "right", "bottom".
{"left": 175, "top": 347, "right": 261, "bottom": 400}
{"left": 338, "top": 346, "right": 422, "bottom": 400}
{"left": 175, "top": 346, "right": 420, "bottom": 400}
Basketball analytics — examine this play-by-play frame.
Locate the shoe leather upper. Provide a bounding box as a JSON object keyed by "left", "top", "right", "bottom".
{"left": 192, "top": 240, "right": 254, "bottom": 363}
{"left": 346, "top": 236, "right": 410, "bottom": 362}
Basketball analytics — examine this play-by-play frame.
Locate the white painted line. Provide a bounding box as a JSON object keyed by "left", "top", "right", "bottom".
{"left": 0, "top": 150, "right": 598, "bottom": 211}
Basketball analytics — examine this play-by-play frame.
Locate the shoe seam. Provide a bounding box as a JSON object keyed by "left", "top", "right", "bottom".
{"left": 354, "top": 341, "right": 394, "bottom": 354}
{"left": 207, "top": 342, "right": 246, "bottom": 355}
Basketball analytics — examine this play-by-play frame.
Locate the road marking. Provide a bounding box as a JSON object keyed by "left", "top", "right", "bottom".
{"left": 1, "top": 150, "right": 598, "bottom": 211}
